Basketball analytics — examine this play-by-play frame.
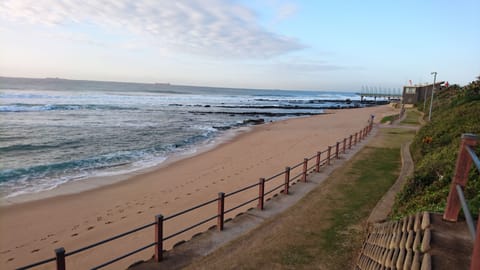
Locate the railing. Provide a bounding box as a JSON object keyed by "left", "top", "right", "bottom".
{"left": 443, "top": 133, "right": 480, "bottom": 270}
{"left": 17, "top": 122, "right": 375, "bottom": 270}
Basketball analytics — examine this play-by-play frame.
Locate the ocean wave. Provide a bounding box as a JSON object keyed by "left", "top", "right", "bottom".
{"left": 0, "top": 103, "right": 137, "bottom": 112}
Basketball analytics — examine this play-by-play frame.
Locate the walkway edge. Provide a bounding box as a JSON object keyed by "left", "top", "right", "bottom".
{"left": 367, "top": 140, "right": 414, "bottom": 223}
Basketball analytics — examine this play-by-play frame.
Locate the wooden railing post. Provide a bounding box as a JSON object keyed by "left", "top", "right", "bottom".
{"left": 55, "top": 247, "right": 66, "bottom": 270}
{"left": 335, "top": 142, "right": 339, "bottom": 159}
{"left": 343, "top": 138, "right": 346, "bottom": 153}
{"left": 315, "top": 151, "right": 321, "bottom": 172}
{"left": 155, "top": 215, "right": 164, "bottom": 262}
{"left": 217, "top": 192, "right": 225, "bottom": 231}
{"left": 354, "top": 132, "right": 358, "bottom": 145}
{"left": 359, "top": 129, "right": 363, "bottom": 141}
{"left": 349, "top": 135, "right": 352, "bottom": 149}
{"left": 258, "top": 178, "right": 265, "bottom": 210}
{"left": 443, "top": 133, "right": 478, "bottom": 221}
{"left": 471, "top": 210, "right": 480, "bottom": 270}
{"left": 327, "top": 146, "right": 332, "bottom": 165}
{"left": 284, "top": 167, "right": 290, "bottom": 194}
{"left": 302, "top": 158, "right": 308, "bottom": 182}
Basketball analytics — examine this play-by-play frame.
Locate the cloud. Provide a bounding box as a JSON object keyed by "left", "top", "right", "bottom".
{"left": 275, "top": 59, "right": 346, "bottom": 72}
{"left": 0, "top": 0, "right": 304, "bottom": 58}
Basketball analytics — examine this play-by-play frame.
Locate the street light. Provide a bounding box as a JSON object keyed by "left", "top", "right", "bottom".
{"left": 428, "top": 72, "right": 437, "bottom": 121}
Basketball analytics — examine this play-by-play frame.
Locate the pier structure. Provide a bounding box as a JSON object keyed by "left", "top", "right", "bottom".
{"left": 357, "top": 86, "right": 402, "bottom": 102}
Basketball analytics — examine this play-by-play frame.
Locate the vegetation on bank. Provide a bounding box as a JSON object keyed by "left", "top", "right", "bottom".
{"left": 392, "top": 77, "right": 480, "bottom": 219}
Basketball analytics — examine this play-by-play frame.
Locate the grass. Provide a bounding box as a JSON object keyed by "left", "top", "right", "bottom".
{"left": 184, "top": 128, "right": 415, "bottom": 270}
{"left": 380, "top": 114, "right": 398, "bottom": 123}
{"left": 400, "top": 109, "right": 422, "bottom": 125}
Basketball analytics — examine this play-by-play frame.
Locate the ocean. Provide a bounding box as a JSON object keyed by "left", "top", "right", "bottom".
{"left": 0, "top": 77, "right": 364, "bottom": 200}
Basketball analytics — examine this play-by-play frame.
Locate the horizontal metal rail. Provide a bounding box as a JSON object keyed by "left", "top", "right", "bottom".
{"left": 290, "top": 160, "right": 305, "bottom": 170}
{"left": 290, "top": 171, "right": 304, "bottom": 182}
{"left": 91, "top": 242, "right": 156, "bottom": 270}
{"left": 66, "top": 221, "right": 156, "bottom": 256}
{"left": 265, "top": 170, "right": 285, "bottom": 182}
{"left": 466, "top": 145, "right": 480, "bottom": 173}
{"left": 225, "top": 196, "right": 259, "bottom": 214}
{"left": 164, "top": 197, "right": 218, "bottom": 221}
{"left": 225, "top": 182, "right": 258, "bottom": 197}
{"left": 455, "top": 184, "right": 477, "bottom": 240}
{"left": 164, "top": 214, "right": 218, "bottom": 241}
{"left": 265, "top": 182, "right": 286, "bottom": 196}
{"left": 16, "top": 257, "right": 56, "bottom": 270}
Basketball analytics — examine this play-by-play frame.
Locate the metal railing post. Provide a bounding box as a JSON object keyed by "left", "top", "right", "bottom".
{"left": 335, "top": 142, "right": 339, "bottom": 159}
{"left": 315, "top": 151, "right": 321, "bottom": 172}
{"left": 258, "top": 178, "right": 265, "bottom": 210}
{"left": 349, "top": 135, "right": 352, "bottom": 149}
{"left": 444, "top": 134, "right": 478, "bottom": 221}
{"left": 284, "top": 167, "right": 290, "bottom": 194}
{"left": 471, "top": 211, "right": 480, "bottom": 270}
{"left": 302, "top": 158, "right": 308, "bottom": 182}
{"left": 155, "top": 215, "right": 164, "bottom": 262}
{"left": 217, "top": 192, "right": 225, "bottom": 231}
{"left": 55, "top": 247, "right": 66, "bottom": 270}
{"left": 327, "top": 146, "right": 332, "bottom": 165}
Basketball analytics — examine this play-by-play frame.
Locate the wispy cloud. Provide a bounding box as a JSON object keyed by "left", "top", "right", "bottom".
{"left": 0, "top": 0, "right": 304, "bottom": 58}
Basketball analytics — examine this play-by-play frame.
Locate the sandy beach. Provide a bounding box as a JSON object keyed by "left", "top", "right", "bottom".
{"left": 0, "top": 105, "right": 396, "bottom": 269}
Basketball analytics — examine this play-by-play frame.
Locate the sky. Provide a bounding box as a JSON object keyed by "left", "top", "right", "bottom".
{"left": 0, "top": 0, "right": 479, "bottom": 91}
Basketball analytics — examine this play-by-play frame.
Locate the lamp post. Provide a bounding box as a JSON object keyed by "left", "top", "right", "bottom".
{"left": 428, "top": 72, "right": 437, "bottom": 121}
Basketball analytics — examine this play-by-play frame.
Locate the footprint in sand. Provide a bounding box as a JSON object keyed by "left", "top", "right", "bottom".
{"left": 8, "top": 257, "right": 14, "bottom": 262}
{"left": 121, "top": 216, "right": 126, "bottom": 219}
{"left": 71, "top": 233, "right": 78, "bottom": 237}
{"left": 105, "top": 221, "right": 113, "bottom": 225}
{"left": 52, "top": 240, "right": 58, "bottom": 244}
{"left": 186, "top": 193, "right": 191, "bottom": 196}
{"left": 0, "top": 250, "right": 10, "bottom": 255}
{"left": 137, "top": 211, "right": 143, "bottom": 214}
{"left": 97, "top": 216, "right": 103, "bottom": 222}
{"left": 149, "top": 206, "right": 155, "bottom": 209}
{"left": 87, "top": 226, "right": 95, "bottom": 231}
{"left": 118, "top": 209, "right": 124, "bottom": 213}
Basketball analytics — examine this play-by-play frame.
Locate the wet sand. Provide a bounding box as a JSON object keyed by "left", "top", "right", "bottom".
{"left": 0, "top": 105, "right": 396, "bottom": 269}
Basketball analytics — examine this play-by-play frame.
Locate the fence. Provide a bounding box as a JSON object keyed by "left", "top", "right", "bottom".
{"left": 443, "top": 133, "right": 480, "bottom": 270}
{"left": 17, "top": 122, "right": 374, "bottom": 270}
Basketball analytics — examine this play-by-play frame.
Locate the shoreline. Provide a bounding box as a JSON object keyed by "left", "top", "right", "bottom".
{"left": 0, "top": 105, "right": 397, "bottom": 270}
{"left": 0, "top": 126, "right": 254, "bottom": 206}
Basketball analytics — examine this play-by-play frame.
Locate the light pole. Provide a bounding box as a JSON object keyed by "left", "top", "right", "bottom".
{"left": 428, "top": 72, "right": 437, "bottom": 121}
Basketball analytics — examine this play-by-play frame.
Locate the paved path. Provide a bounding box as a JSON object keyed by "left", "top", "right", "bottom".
{"left": 367, "top": 109, "right": 422, "bottom": 223}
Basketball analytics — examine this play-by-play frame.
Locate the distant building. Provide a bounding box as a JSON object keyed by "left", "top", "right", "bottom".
{"left": 402, "top": 81, "right": 444, "bottom": 104}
